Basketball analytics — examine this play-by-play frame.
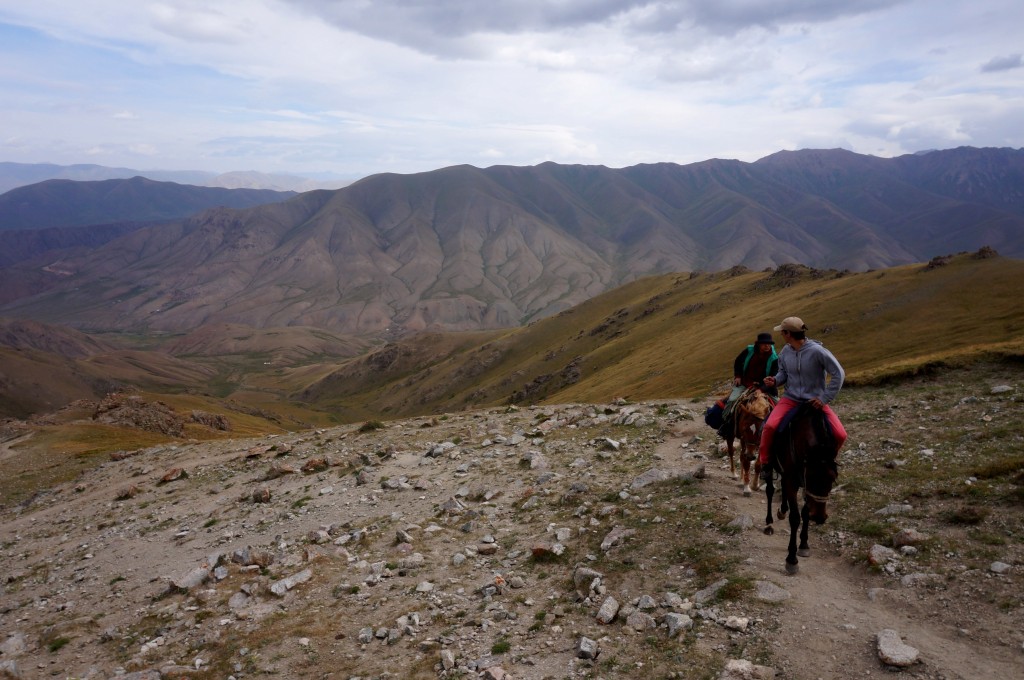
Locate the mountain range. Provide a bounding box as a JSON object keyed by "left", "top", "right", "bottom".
{"left": 0, "top": 161, "right": 352, "bottom": 194}
{"left": 1, "top": 146, "right": 1023, "bottom": 338}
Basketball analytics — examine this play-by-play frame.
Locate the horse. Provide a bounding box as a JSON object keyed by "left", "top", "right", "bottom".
{"left": 762, "top": 402, "right": 839, "bottom": 575}
{"left": 723, "top": 387, "right": 775, "bottom": 496}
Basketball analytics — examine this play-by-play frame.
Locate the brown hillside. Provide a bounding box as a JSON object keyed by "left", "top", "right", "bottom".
{"left": 299, "top": 252, "right": 1024, "bottom": 417}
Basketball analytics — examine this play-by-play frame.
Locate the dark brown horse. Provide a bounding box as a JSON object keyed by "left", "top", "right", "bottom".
{"left": 723, "top": 387, "right": 774, "bottom": 496}
{"left": 762, "top": 403, "right": 839, "bottom": 574}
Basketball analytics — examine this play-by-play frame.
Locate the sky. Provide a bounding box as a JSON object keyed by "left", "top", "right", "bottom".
{"left": 1, "top": 0, "right": 1022, "bottom": 180}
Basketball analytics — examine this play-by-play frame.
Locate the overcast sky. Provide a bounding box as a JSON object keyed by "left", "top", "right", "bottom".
{"left": 1, "top": 0, "right": 1022, "bottom": 180}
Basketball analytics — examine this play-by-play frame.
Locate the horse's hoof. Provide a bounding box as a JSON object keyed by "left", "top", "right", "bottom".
{"left": 777, "top": 509, "right": 787, "bottom": 520}
{"left": 797, "top": 548, "right": 810, "bottom": 558}
{"left": 731, "top": 473, "right": 739, "bottom": 480}
{"left": 785, "top": 562, "right": 799, "bottom": 575}
{"left": 743, "top": 487, "right": 752, "bottom": 497}
{"left": 764, "top": 526, "right": 774, "bottom": 536}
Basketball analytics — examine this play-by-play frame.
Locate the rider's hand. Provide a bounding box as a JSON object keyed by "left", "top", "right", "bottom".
{"left": 733, "top": 377, "right": 741, "bottom": 386}
{"left": 763, "top": 376, "right": 775, "bottom": 387}
{"left": 809, "top": 398, "right": 824, "bottom": 410}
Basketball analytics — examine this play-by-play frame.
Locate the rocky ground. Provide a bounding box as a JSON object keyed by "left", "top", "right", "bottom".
{"left": 1, "top": 364, "right": 1021, "bottom": 680}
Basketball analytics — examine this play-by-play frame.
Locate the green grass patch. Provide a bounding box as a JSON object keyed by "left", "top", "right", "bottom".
{"left": 48, "top": 636, "right": 72, "bottom": 652}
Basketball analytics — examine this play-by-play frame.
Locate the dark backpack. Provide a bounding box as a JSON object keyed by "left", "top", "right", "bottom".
{"left": 704, "top": 399, "right": 727, "bottom": 429}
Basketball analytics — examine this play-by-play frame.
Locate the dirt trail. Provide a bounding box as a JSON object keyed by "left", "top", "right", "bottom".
{"left": 683, "top": 441, "right": 1021, "bottom": 680}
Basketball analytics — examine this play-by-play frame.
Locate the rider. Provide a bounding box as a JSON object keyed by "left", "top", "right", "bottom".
{"left": 758, "top": 316, "right": 847, "bottom": 467}
{"left": 720, "top": 332, "right": 778, "bottom": 434}
{"left": 733, "top": 332, "right": 779, "bottom": 396}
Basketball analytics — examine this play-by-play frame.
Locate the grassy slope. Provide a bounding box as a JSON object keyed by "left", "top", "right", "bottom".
{"left": 302, "top": 253, "right": 1024, "bottom": 418}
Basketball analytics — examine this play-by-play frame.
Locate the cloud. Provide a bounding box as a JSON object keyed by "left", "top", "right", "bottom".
{"left": 1, "top": 0, "right": 1022, "bottom": 177}
{"left": 149, "top": 4, "right": 252, "bottom": 44}
{"left": 981, "top": 53, "right": 1023, "bottom": 72}
{"left": 281, "top": 0, "right": 908, "bottom": 57}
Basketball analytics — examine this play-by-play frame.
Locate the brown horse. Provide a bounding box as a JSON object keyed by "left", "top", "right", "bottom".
{"left": 762, "top": 402, "right": 839, "bottom": 574}
{"left": 723, "top": 387, "right": 775, "bottom": 496}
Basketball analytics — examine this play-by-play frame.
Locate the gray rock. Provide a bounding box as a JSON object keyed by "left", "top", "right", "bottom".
{"left": 270, "top": 568, "right": 312, "bottom": 596}
{"left": 693, "top": 578, "right": 728, "bottom": 604}
{"left": 600, "top": 526, "right": 636, "bottom": 551}
{"left": 626, "top": 610, "right": 657, "bottom": 631}
{"left": 596, "top": 596, "right": 620, "bottom": 624}
{"left": 900, "top": 573, "right": 940, "bottom": 587}
{"left": 0, "top": 633, "right": 27, "bottom": 657}
{"left": 718, "top": 658, "right": 775, "bottom": 679}
{"left": 630, "top": 468, "right": 670, "bottom": 489}
{"left": 573, "top": 566, "right": 603, "bottom": 597}
{"left": 868, "top": 544, "right": 897, "bottom": 566}
{"left": 724, "top": 616, "right": 749, "bottom": 631}
{"left": 440, "top": 649, "right": 456, "bottom": 670}
{"left": 576, "top": 636, "right": 599, "bottom": 659}
{"left": 727, "top": 514, "right": 755, "bottom": 531}
{"left": 664, "top": 612, "right": 693, "bottom": 637}
{"left": 990, "top": 385, "right": 1013, "bottom": 394}
{"left": 0, "top": 660, "right": 20, "bottom": 680}
{"left": 875, "top": 503, "right": 913, "bottom": 516}
{"left": 637, "top": 594, "right": 658, "bottom": 610}
{"left": 892, "top": 528, "right": 928, "bottom": 547}
{"left": 876, "top": 629, "right": 919, "bottom": 667}
{"left": 990, "top": 561, "right": 1011, "bottom": 574}
{"left": 754, "top": 581, "right": 791, "bottom": 603}
{"left": 358, "top": 627, "right": 374, "bottom": 644}
{"left": 172, "top": 566, "right": 211, "bottom": 591}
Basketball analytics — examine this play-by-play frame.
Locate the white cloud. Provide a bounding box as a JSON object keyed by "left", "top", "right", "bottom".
{"left": 0, "top": 0, "right": 1021, "bottom": 177}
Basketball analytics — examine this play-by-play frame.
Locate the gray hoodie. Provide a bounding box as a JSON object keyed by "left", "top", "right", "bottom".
{"left": 774, "top": 339, "right": 845, "bottom": 404}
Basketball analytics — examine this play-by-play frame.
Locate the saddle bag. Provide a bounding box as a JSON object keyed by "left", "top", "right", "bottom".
{"left": 704, "top": 399, "right": 727, "bottom": 430}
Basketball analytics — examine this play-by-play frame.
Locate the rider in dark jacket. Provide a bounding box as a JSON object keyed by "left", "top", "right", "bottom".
{"left": 733, "top": 332, "right": 779, "bottom": 397}
{"left": 721, "top": 332, "right": 778, "bottom": 433}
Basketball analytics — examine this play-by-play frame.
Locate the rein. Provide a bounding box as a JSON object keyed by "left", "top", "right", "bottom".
{"left": 804, "top": 489, "right": 830, "bottom": 503}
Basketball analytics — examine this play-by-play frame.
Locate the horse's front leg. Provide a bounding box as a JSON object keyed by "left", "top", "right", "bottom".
{"left": 786, "top": 487, "right": 801, "bottom": 575}
{"left": 726, "top": 436, "right": 737, "bottom": 480}
{"left": 741, "top": 450, "right": 752, "bottom": 497}
{"left": 750, "top": 456, "right": 761, "bottom": 493}
{"left": 763, "top": 472, "right": 775, "bottom": 535}
{"left": 797, "top": 502, "right": 811, "bottom": 558}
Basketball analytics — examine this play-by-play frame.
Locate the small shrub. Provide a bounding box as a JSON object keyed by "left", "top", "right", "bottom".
{"left": 48, "top": 637, "right": 71, "bottom": 652}
{"left": 491, "top": 638, "right": 511, "bottom": 654}
{"left": 852, "top": 521, "right": 888, "bottom": 538}
{"left": 716, "top": 576, "right": 754, "bottom": 602}
{"left": 359, "top": 420, "right": 385, "bottom": 433}
{"left": 944, "top": 506, "right": 989, "bottom": 525}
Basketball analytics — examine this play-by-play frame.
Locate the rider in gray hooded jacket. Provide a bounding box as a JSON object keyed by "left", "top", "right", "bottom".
{"left": 758, "top": 316, "right": 847, "bottom": 466}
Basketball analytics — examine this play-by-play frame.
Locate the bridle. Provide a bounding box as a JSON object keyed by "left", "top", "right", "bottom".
{"left": 803, "top": 489, "right": 830, "bottom": 503}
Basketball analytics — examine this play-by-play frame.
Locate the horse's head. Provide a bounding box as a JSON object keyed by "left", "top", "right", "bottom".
{"left": 804, "top": 455, "right": 839, "bottom": 524}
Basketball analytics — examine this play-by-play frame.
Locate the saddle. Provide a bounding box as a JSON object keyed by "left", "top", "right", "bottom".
{"left": 767, "top": 403, "right": 837, "bottom": 479}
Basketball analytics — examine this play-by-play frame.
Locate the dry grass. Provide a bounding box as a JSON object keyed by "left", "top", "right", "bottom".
{"left": 296, "top": 253, "right": 1024, "bottom": 419}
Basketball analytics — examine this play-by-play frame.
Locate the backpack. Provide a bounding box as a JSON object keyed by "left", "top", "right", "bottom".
{"left": 704, "top": 398, "right": 727, "bottom": 429}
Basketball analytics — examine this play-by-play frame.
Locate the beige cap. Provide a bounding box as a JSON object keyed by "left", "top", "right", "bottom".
{"left": 774, "top": 316, "right": 807, "bottom": 332}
